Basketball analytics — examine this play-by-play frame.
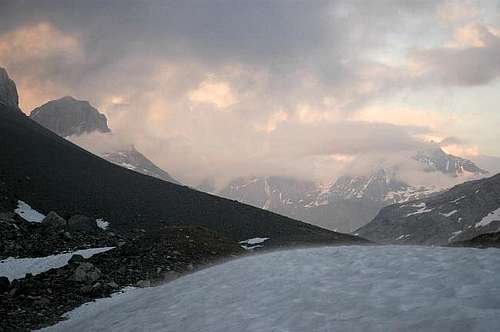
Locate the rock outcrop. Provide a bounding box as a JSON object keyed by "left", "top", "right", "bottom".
{"left": 30, "top": 96, "right": 110, "bottom": 137}
{"left": 0, "top": 67, "right": 19, "bottom": 110}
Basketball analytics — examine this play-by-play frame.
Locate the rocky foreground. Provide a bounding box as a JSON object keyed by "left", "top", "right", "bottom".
{"left": 0, "top": 223, "right": 244, "bottom": 331}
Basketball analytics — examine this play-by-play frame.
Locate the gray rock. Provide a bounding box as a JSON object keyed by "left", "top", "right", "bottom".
{"left": 135, "top": 280, "right": 151, "bottom": 288}
{"left": 67, "top": 215, "right": 99, "bottom": 233}
{"left": 73, "top": 263, "right": 102, "bottom": 283}
{"left": 41, "top": 211, "right": 67, "bottom": 229}
{"left": 106, "top": 281, "right": 119, "bottom": 289}
{"left": 0, "top": 276, "right": 10, "bottom": 293}
{"left": 162, "top": 271, "right": 180, "bottom": 281}
{"left": 0, "top": 67, "right": 19, "bottom": 110}
{"left": 68, "top": 254, "right": 85, "bottom": 265}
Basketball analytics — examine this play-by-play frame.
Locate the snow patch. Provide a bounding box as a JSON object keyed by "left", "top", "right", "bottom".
{"left": 475, "top": 207, "right": 500, "bottom": 228}
{"left": 451, "top": 195, "right": 466, "bottom": 204}
{"left": 440, "top": 210, "right": 458, "bottom": 218}
{"left": 43, "top": 246, "right": 500, "bottom": 332}
{"left": 14, "top": 200, "right": 45, "bottom": 222}
{"left": 448, "top": 230, "right": 463, "bottom": 242}
{"left": 405, "top": 202, "right": 433, "bottom": 217}
{"left": 239, "top": 237, "right": 270, "bottom": 250}
{"left": 0, "top": 247, "right": 114, "bottom": 281}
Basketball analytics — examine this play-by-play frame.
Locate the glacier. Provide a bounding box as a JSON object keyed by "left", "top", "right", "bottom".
{"left": 43, "top": 245, "right": 500, "bottom": 332}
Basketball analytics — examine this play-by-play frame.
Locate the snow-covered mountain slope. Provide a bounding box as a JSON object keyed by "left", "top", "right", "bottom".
{"left": 29, "top": 96, "right": 178, "bottom": 184}
{"left": 356, "top": 172, "right": 500, "bottom": 245}
{"left": 415, "top": 147, "right": 487, "bottom": 177}
{"left": 102, "top": 148, "right": 178, "bottom": 184}
{"left": 215, "top": 170, "right": 439, "bottom": 233}
{"left": 44, "top": 246, "right": 500, "bottom": 332}
{"left": 214, "top": 150, "right": 486, "bottom": 233}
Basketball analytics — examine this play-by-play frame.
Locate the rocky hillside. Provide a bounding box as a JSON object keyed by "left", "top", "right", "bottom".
{"left": 356, "top": 173, "right": 500, "bottom": 245}
{"left": 0, "top": 67, "right": 19, "bottom": 111}
{"left": 29, "top": 96, "right": 178, "bottom": 184}
{"left": 450, "top": 231, "right": 500, "bottom": 248}
{"left": 0, "top": 225, "right": 244, "bottom": 331}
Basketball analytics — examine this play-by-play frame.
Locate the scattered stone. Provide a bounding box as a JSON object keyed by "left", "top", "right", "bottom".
{"left": 106, "top": 281, "right": 119, "bottom": 290}
{"left": 73, "top": 263, "right": 102, "bottom": 283}
{"left": 41, "top": 211, "right": 67, "bottom": 229}
{"left": 162, "top": 271, "right": 179, "bottom": 281}
{"left": 135, "top": 280, "right": 151, "bottom": 288}
{"left": 67, "top": 215, "right": 99, "bottom": 233}
{"left": 68, "top": 254, "right": 85, "bottom": 265}
{"left": 0, "top": 276, "right": 10, "bottom": 293}
{"left": 62, "top": 231, "right": 73, "bottom": 240}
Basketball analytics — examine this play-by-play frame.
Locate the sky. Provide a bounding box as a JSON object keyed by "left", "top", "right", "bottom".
{"left": 0, "top": 0, "right": 499, "bottom": 186}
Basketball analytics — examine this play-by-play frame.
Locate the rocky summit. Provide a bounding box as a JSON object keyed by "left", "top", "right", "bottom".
{"left": 0, "top": 67, "right": 19, "bottom": 111}
{"left": 30, "top": 96, "right": 111, "bottom": 137}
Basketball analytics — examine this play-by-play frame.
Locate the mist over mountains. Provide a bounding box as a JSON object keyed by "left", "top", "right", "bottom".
{"left": 29, "top": 96, "right": 179, "bottom": 184}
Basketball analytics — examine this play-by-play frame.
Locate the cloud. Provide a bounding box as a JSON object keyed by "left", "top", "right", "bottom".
{"left": 188, "top": 79, "right": 238, "bottom": 109}
{"left": 409, "top": 22, "right": 500, "bottom": 86}
{"left": 0, "top": 22, "right": 84, "bottom": 111}
{"left": 0, "top": 0, "right": 499, "bottom": 186}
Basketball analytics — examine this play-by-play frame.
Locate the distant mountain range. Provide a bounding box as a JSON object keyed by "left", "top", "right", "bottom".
{"left": 29, "top": 96, "right": 178, "bottom": 184}
{"left": 0, "top": 66, "right": 363, "bottom": 246}
{"left": 209, "top": 150, "right": 488, "bottom": 233}
{"left": 356, "top": 172, "right": 500, "bottom": 245}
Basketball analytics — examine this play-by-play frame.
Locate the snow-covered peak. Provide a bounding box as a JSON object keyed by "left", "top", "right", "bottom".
{"left": 414, "top": 147, "right": 487, "bottom": 177}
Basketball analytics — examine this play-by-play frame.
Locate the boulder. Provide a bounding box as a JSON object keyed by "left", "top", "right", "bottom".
{"left": 67, "top": 215, "right": 99, "bottom": 233}
{"left": 68, "top": 254, "right": 85, "bottom": 265}
{"left": 0, "top": 276, "right": 10, "bottom": 293}
{"left": 41, "top": 211, "right": 67, "bottom": 229}
{"left": 73, "top": 263, "right": 102, "bottom": 283}
{"left": 135, "top": 280, "right": 151, "bottom": 288}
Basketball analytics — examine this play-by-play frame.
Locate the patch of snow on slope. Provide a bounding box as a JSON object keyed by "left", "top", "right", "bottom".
{"left": 441, "top": 210, "right": 458, "bottom": 218}
{"left": 120, "top": 162, "right": 137, "bottom": 170}
{"left": 448, "top": 230, "right": 463, "bottom": 242}
{"left": 405, "top": 202, "right": 433, "bottom": 217}
{"left": 43, "top": 246, "right": 500, "bottom": 332}
{"left": 0, "top": 247, "right": 114, "bottom": 281}
{"left": 96, "top": 218, "right": 109, "bottom": 230}
{"left": 451, "top": 195, "right": 466, "bottom": 204}
{"left": 475, "top": 207, "right": 500, "bottom": 228}
{"left": 239, "top": 237, "right": 270, "bottom": 250}
{"left": 14, "top": 200, "right": 45, "bottom": 222}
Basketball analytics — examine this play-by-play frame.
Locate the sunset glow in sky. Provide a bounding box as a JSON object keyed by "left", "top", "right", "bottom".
{"left": 1, "top": 0, "right": 499, "bottom": 185}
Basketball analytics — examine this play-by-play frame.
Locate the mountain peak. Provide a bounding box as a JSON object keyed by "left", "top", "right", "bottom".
{"left": 0, "top": 67, "right": 20, "bottom": 110}
{"left": 30, "top": 96, "right": 110, "bottom": 137}
{"left": 415, "top": 147, "right": 487, "bottom": 177}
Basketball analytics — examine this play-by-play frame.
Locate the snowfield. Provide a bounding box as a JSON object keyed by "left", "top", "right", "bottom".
{"left": 0, "top": 247, "right": 114, "bottom": 281}
{"left": 43, "top": 246, "right": 500, "bottom": 332}
{"left": 14, "top": 200, "right": 45, "bottom": 222}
